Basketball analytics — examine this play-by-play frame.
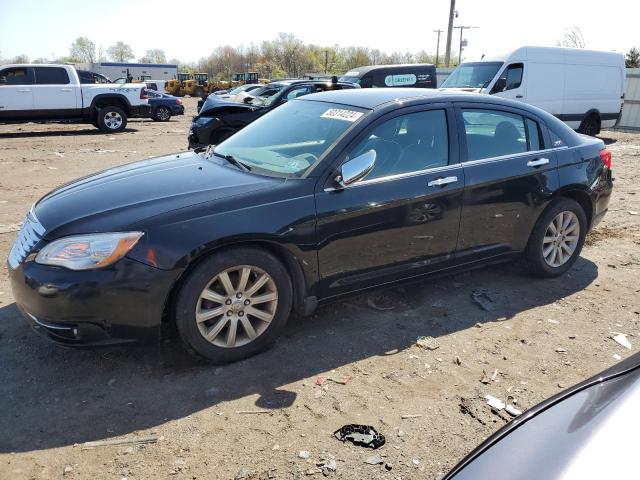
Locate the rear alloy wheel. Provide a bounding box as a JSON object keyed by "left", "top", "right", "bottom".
{"left": 96, "top": 106, "right": 127, "bottom": 133}
{"left": 526, "top": 198, "right": 587, "bottom": 277}
{"left": 153, "top": 106, "right": 172, "bottom": 122}
{"left": 174, "top": 248, "right": 292, "bottom": 363}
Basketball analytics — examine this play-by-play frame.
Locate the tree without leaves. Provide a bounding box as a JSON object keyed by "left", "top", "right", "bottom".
{"left": 626, "top": 47, "right": 640, "bottom": 68}
{"left": 139, "top": 49, "right": 167, "bottom": 64}
{"left": 107, "top": 42, "right": 135, "bottom": 62}
{"left": 70, "top": 37, "right": 96, "bottom": 63}
{"left": 557, "top": 26, "right": 585, "bottom": 49}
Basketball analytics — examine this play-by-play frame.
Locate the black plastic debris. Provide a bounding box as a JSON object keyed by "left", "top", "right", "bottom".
{"left": 334, "top": 424, "right": 385, "bottom": 449}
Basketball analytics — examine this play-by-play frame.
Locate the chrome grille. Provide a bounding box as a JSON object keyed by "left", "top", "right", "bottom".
{"left": 7, "top": 211, "right": 45, "bottom": 269}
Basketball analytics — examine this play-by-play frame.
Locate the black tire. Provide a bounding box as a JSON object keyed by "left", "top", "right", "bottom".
{"left": 96, "top": 106, "right": 127, "bottom": 133}
{"left": 578, "top": 114, "right": 600, "bottom": 136}
{"left": 153, "top": 106, "right": 172, "bottom": 122}
{"left": 525, "top": 198, "right": 587, "bottom": 278}
{"left": 174, "top": 247, "right": 293, "bottom": 363}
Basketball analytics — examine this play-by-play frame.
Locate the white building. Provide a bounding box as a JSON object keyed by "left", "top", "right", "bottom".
{"left": 81, "top": 62, "right": 178, "bottom": 81}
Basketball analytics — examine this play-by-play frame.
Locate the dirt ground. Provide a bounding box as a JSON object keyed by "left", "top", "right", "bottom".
{"left": 1, "top": 98, "right": 639, "bottom": 480}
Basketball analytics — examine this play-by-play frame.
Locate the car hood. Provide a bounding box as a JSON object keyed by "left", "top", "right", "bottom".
{"left": 439, "top": 87, "right": 484, "bottom": 93}
{"left": 198, "top": 100, "right": 264, "bottom": 117}
{"left": 34, "top": 151, "right": 277, "bottom": 238}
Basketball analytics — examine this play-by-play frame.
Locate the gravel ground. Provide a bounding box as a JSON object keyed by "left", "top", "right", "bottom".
{"left": 1, "top": 98, "right": 639, "bottom": 480}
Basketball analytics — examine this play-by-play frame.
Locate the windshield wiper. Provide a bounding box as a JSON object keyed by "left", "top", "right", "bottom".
{"left": 211, "top": 149, "right": 251, "bottom": 172}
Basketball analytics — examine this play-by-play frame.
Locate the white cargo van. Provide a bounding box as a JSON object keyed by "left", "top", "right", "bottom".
{"left": 440, "top": 46, "right": 625, "bottom": 135}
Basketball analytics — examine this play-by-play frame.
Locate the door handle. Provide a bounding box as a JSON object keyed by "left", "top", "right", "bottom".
{"left": 515, "top": 95, "right": 523, "bottom": 98}
{"left": 60, "top": 88, "right": 72, "bottom": 92}
{"left": 17, "top": 89, "right": 31, "bottom": 92}
{"left": 527, "top": 158, "right": 549, "bottom": 168}
{"left": 428, "top": 176, "right": 458, "bottom": 187}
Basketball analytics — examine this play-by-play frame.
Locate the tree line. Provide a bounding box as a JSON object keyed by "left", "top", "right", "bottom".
{"left": 2, "top": 32, "right": 639, "bottom": 75}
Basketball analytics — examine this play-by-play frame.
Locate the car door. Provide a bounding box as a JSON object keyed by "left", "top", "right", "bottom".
{"left": 315, "top": 104, "right": 464, "bottom": 298}
{"left": 455, "top": 104, "right": 559, "bottom": 264}
{"left": 32, "top": 66, "right": 79, "bottom": 117}
{"left": 0, "top": 66, "right": 35, "bottom": 119}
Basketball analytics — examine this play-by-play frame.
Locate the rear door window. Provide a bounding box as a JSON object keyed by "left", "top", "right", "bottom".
{"left": 462, "top": 109, "right": 532, "bottom": 160}
{"left": 34, "top": 67, "right": 70, "bottom": 85}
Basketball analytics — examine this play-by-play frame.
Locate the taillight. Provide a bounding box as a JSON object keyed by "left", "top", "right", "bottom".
{"left": 140, "top": 87, "right": 148, "bottom": 100}
{"left": 176, "top": 98, "right": 183, "bottom": 105}
{"left": 599, "top": 149, "right": 612, "bottom": 169}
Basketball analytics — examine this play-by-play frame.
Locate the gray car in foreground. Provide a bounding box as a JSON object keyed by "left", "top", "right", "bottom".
{"left": 444, "top": 352, "right": 640, "bottom": 479}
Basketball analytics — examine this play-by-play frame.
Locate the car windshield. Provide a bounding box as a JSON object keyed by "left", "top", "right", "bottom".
{"left": 441, "top": 62, "right": 503, "bottom": 89}
{"left": 213, "top": 100, "right": 369, "bottom": 177}
{"left": 338, "top": 75, "right": 361, "bottom": 85}
{"left": 247, "top": 85, "right": 285, "bottom": 106}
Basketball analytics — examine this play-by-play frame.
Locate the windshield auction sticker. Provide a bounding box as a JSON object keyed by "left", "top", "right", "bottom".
{"left": 321, "top": 109, "right": 364, "bottom": 122}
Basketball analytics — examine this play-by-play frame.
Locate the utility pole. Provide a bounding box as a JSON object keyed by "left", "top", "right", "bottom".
{"left": 454, "top": 25, "right": 478, "bottom": 64}
{"left": 444, "top": 0, "right": 456, "bottom": 67}
{"left": 434, "top": 29, "right": 443, "bottom": 66}
{"left": 324, "top": 50, "right": 329, "bottom": 74}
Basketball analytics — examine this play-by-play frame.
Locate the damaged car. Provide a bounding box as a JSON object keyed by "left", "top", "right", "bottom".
{"left": 188, "top": 78, "right": 357, "bottom": 150}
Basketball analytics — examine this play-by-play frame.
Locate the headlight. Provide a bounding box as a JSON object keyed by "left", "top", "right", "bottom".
{"left": 35, "top": 232, "right": 144, "bottom": 270}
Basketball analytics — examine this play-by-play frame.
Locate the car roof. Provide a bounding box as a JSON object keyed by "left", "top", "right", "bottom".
{"left": 298, "top": 88, "right": 557, "bottom": 115}
{"left": 342, "top": 63, "right": 435, "bottom": 75}
{"left": 268, "top": 79, "right": 352, "bottom": 88}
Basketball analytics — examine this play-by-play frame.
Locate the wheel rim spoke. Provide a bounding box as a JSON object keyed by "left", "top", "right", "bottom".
{"left": 250, "top": 291, "right": 277, "bottom": 305}
{"left": 240, "top": 317, "right": 257, "bottom": 340}
{"left": 237, "top": 267, "right": 251, "bottom": 292}
{"left": 245, "top": 306, "right": 273, "bottom": 323}
{"left": 245, "top": 274, "right": 269, "bottom": 297}
{"left": 196, "top": 305, "right": 225, "bottom": 323}
{"left": 543, "top": 235, "right": 555, "bottom": 244}
{"left": 226, "top": 319, "right": 238, "bottom": 347}
{"left": 201, "top": 289, "right": 226, "bottom": 304}
{"left": 218, "top": 271, "right": 235, "bottom": 296}
{"left": 205, "top": 317, "right": 228, "bottom": 341}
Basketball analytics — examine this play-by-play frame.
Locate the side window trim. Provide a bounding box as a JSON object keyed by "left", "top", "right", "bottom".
{"left": 322, "top": 102, "right": 458, "bottom": 189}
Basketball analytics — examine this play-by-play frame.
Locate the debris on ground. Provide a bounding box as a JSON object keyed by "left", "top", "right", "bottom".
{"left": 505, "top": 404, "right": 522, "bottom": 416}
{"left": 614, "top": 353, "right": 622, "bottom": 361}
{"left": 234, "top": 467, "right": 252, "bottom": 480}
{"left": 334, "top": 425, "right": 385, "bottom": 449}
{"left": 555, "top": 347, "right": 567, "bottom": 354}
{"left": 79, "top": 435, "right": 158, "bottom": 449}
{"left": 412, "top": 458, "right": 421, "bottom": 466}
{"left": 63, "top": 465, "right": 74, "bottom": 475}
{"left": 316, "top": 455, "right": 337, "bottom": 475}
{"left": 459, "top": 398, "right": 487, "bottom": 425}
{"left": 401, "top": 414, "right": 422, "bottom": 419}
{"left": 236, "top": 410, "right": 271, "bottom": 415}
{"left": 315, "top": 374, "right": 352, "bottom": 386}
{"left": 611, "top": 333, "right": 632, "bottom": 349}
{"left": 365, "top": 455, "right": 384, "bottom": 465}
{"left": 471, "top": 290, "right": 496, "bottom": 311}
{"left": 628, "top": 210, "right": 639, "bottom": 215}
{"left": 416, "top": 336, "right": 440, "bottom": 350}
{"left": 485, "top": 395, "right": 506, "bottom": 411}
{"left": 298, "top": 450, "right": 310, "bottom": 459}
{"left": 480, "top": 370, "right": 491, "bottom": 384}
{"left": 491, "top": 369, "right": 499, "bottom": 382}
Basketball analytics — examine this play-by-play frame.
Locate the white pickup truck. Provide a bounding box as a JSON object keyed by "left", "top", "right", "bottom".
{"left": 0, "top": 64, "right": 151, "bottom": 133}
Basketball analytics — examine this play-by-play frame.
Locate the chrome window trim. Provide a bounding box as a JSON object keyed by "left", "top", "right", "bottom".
{"left": 324, "top": 163, "right": 459, "bottom": 191}
{"left": 323, "top": 146, "right": 568, "bottom": 192}
{"left": 460, "top": 146, "right": 568, "bottom": 168}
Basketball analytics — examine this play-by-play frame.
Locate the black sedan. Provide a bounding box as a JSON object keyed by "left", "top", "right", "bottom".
{"left": 8, "top": 89, "right": 613, "bottom": 363}
{"left": 188, "top": 79, "right": 357, "bottom": 149}
{"left": 147, "top": 90, "right": 185, "bottom": 121}
{"left": 443, "top": 352, "right": 640, "bottom": 479}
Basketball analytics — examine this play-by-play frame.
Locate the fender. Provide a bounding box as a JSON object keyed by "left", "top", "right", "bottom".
{"left": 88, "top": 93, "right": 133, "bottom": 116}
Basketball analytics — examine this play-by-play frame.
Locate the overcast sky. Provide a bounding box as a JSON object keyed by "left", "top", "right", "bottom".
{"left": 0, "top": 0, "right": 636, "bottom": 64}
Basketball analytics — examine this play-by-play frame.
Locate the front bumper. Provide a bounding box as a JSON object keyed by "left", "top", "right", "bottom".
{"left": 172, "top": 105, "right": 185, "bottom": 115}
{"left": 8, "top": 257, "right": 178, "bottom": 347}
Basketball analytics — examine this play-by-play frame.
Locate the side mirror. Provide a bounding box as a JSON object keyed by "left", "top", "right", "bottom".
{"left": 490, "top": 78, "right": 506, "bottom": 94}
{"left": 335, "top": 150, "right": 376, "bottom": 188}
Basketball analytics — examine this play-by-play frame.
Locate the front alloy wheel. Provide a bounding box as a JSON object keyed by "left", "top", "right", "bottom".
{"left": 174, "top": 247, "right": 292, "bottom": 363}
{"left": 196, "top": 265, "right": 278, "bottom": 348}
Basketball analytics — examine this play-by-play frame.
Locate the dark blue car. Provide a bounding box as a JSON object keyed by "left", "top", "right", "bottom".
{"left": 147, "top": 90, "right": 185, "bottom": 121}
